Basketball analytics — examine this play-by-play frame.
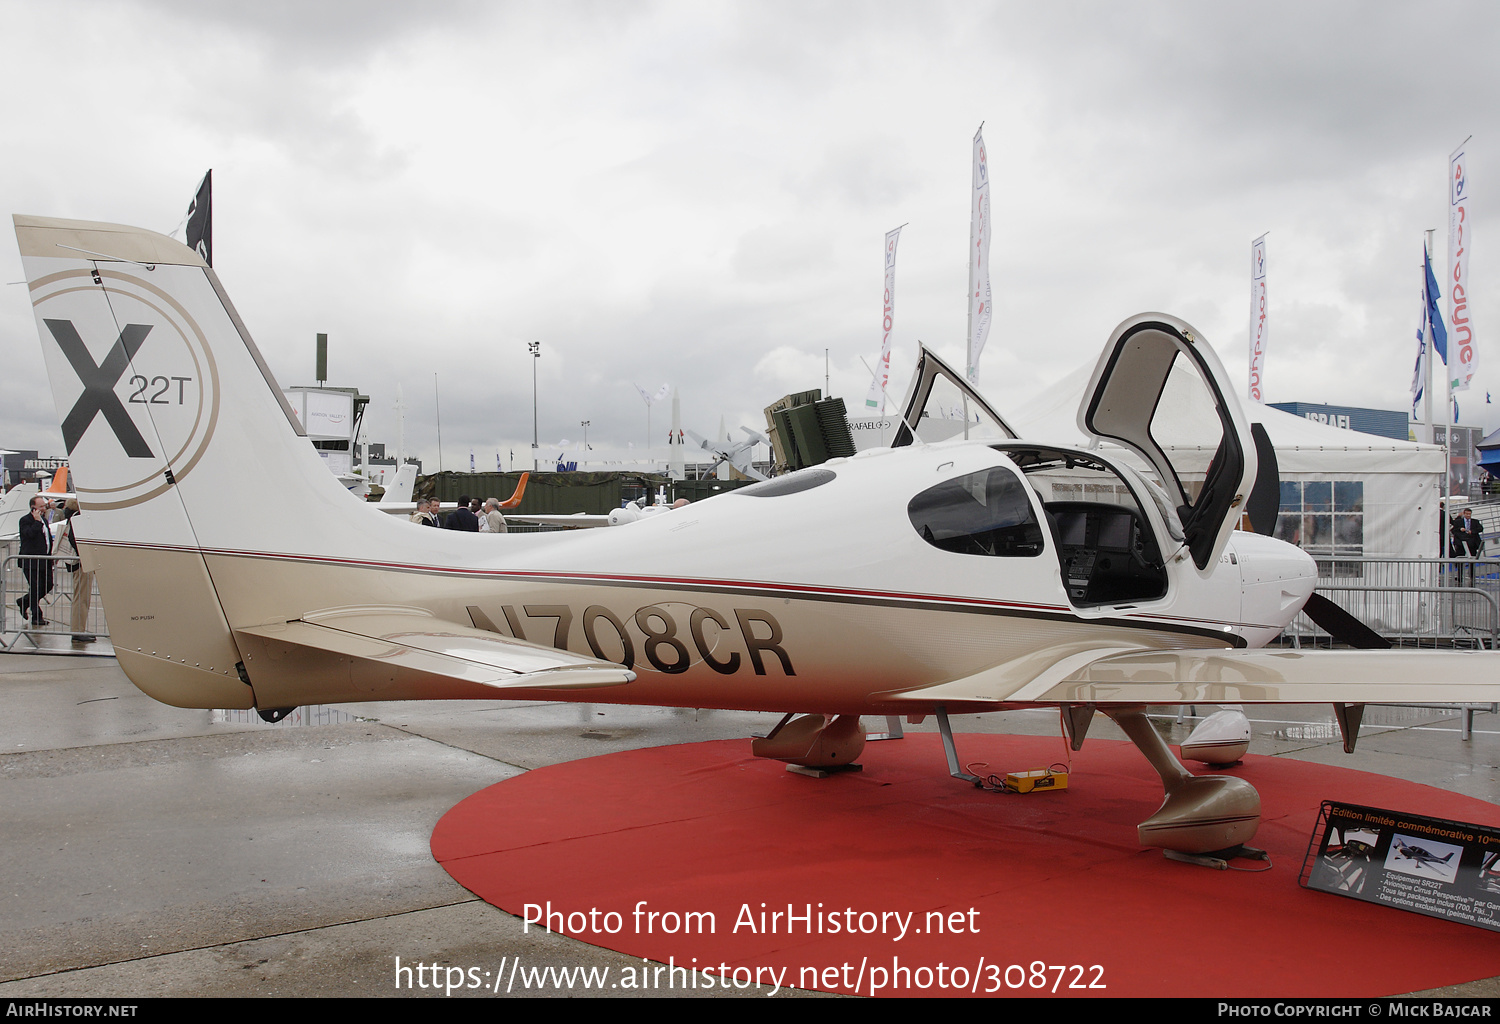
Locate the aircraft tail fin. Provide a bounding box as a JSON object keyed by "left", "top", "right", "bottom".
{"left": 0, "top": 482, "right": 39, "bottom": 521}
{"left": 15, "top": 215, "right": 623, "bottom": 713}
{"left": 498, "top": 471, "right": 529, "bottom": 508}
{"left": 378, "top": 462, "right": 418, "bottom": 505}
{"left": 14, "top": 214, "right": 361, "bottom": 708}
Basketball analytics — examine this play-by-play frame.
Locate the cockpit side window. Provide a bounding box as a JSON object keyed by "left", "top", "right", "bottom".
{"left": 908, "top": 468, "right": 1044, "bottom": 557}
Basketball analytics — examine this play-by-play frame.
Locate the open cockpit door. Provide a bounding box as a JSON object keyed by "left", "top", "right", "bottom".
{"left": 893, "top": 344, "right": 1017, "bottom": 447}
{"left": 1078, "top": 314, "right": 1256, "bottom": 572}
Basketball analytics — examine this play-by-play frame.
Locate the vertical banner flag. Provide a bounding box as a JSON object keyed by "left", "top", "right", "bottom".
{"left": 1448, "top": 144, "right": 1475, "bottom": 392}
{"left": 865, "top": 225, "right": 903, "bottom": 412}
{"left": 1426, "top": 242, "right": 1449, "bottom": 369}
{"left": 185, "top": 170, "right": 212, "bottom": 267}
{"left": 1248, "top": 234, "right": 1268, "bottom": 402}
{"left": 967, "top": 127, "right": 992, "bottom": 384}
{"left": 1412, "top": 282, "right": 1428, "bottom": 415}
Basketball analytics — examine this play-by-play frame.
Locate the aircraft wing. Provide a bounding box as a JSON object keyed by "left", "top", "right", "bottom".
{"left": 889, "top": 648, "right": 1500, "bottom": 705}
{"left": 234, "top": 608, "right": 634, "bottom": 691}
{"left": 508, "top": 513, "right": 611, "bottom": 528}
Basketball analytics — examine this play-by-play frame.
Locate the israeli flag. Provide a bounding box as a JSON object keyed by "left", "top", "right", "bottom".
{"left": 1412, "top": 288, "right": 1427, "bottom": 414}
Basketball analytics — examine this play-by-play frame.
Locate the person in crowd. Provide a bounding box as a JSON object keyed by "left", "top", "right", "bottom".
{"left": 410, "top": 497, "right": 438, "bottom": 527}
{"left": 482, "top": 497, "right": 508, "bottom": 534}
{"left": 17, "top": 495, "right": 54, "bottom": 626}
{"left": 56, "top": 499, "right": 95, "bottom": 642}
{"left": 445, "top": 494, "right": 480, "bottom": 532}
{"left": 1451, "top": 507, "right": 1485, "bottom": 557}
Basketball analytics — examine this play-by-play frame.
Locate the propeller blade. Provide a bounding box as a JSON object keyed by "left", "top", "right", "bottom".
{"left": 1244, "top": 422, "right": 1280, "bottom": 536}
{"left": 1302, "top": 592, "right": 1391, "bottom": 649}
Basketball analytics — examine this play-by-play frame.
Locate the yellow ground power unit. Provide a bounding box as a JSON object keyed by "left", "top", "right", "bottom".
{"left": 1003, "top": 768, "right": 1069, "bottom": 794}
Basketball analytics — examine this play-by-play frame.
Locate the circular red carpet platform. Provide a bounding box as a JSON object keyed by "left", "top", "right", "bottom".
{"left": 432, "top": 733, "right": 1500, "bottom": 997}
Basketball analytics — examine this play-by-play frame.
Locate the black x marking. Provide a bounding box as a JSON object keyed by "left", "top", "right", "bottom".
{"left": 46, "top": 319, "right": 155, "bottom": 458}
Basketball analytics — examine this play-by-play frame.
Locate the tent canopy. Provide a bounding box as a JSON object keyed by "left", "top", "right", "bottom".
{"left": 1006, "top": 364, "right": 1443, "bottom": 558}
{"left": 1010, "top": 364, "right": 1444, "bottom": 475}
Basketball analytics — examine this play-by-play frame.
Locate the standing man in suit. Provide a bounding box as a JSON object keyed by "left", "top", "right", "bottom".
{"left": 444, "top": 494, "right": 480, "bottom": 532}
{"left": 17, "top": 495, "right": 54, "bottom": 626}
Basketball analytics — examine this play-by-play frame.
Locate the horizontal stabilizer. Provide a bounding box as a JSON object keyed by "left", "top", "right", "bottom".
{"left": 236, "top": 608, "right": 634, "bottom": 692}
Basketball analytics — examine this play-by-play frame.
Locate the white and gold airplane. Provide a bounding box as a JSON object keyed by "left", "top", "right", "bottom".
{"left": 15, "top": 214, "right": 1498, "bottom": 859}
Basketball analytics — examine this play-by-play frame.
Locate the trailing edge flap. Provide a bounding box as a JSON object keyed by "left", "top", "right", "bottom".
{"left": 235, "top": 607, "right": 634, "bottom": 690}
{"left": 889, "top": 648, "right": 1500, "bottom": 705}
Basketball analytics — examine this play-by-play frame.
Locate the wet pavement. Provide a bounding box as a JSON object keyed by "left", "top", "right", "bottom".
{"left": 1, "top": 652, "right": 1497, "bottom": 998}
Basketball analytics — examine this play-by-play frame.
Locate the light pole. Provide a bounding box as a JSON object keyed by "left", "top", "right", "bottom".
{"left": 528, "top": 341, "right": 540, "bottom": 471}
{"left": 434, "top": 373, "right": 443, "bottom": 473}
{"left": 581, "top": 420, "right": 590, "bottom": 451}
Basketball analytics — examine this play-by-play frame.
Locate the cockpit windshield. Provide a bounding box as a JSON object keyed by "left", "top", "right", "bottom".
{"left": 894, "top": 345, "right": 1017, "bottom": 447}
{"left": 907, "top": 375, "right": 1014, "bottom": 445}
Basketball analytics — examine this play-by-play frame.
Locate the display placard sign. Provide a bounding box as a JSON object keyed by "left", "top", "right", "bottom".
{"left": 1301, "top": 801, "right": 1500, "bottom": 931}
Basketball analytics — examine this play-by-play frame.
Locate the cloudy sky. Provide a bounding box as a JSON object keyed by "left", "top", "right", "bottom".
{"left": 2, "top": 0, "right": 1496, "bottom": 471}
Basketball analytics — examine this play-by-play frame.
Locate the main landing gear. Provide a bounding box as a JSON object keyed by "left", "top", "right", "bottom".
{"left": 749, "top": 704, "right": 1266, "bottom": 864}
{"left": 940, "top": 703, "right": 1265, "bottom": 864}
{"left": 750, "top": 713, "right": 867, "bottom": 773}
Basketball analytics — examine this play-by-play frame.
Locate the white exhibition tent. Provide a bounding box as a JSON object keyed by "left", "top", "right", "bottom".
{"left": 1007, "top": 365, "right": 1445, "bottom": 559}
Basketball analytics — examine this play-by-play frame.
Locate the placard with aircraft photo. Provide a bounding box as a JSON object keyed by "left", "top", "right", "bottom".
{"left": 1302, "top": 801, "right": 1500, "bottom": 932}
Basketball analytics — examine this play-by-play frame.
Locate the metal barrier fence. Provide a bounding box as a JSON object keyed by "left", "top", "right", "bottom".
{"left": 1279, "top": 555, "right": 1499, "bottom": 737}
{"left": 1, "top": 553, "right": 109, "bottom": 650}
{"left": 1279, "top": 556, "right": 1500, "bottom": 649}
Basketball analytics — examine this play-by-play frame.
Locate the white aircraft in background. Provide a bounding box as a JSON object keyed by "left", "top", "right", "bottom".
{"left": 685, "top": 423, "right": 770, "bottom": 481}
{"left": 510, "top": 486, "right": 683, "bottom": 530}
{"left": 0, "top": 468, "right": 74, "bottom": 545}
{"left": 0, "top": 482, "right": 42, "bottom": 544}
{"left": 16, "top": 213, "right": 1499, "bottom": 862}
{"left": 377, "top": 462, "right": 419, "bottom": 505}
{"left": 377, "top": 470, "right": 528, "bottom": 519}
